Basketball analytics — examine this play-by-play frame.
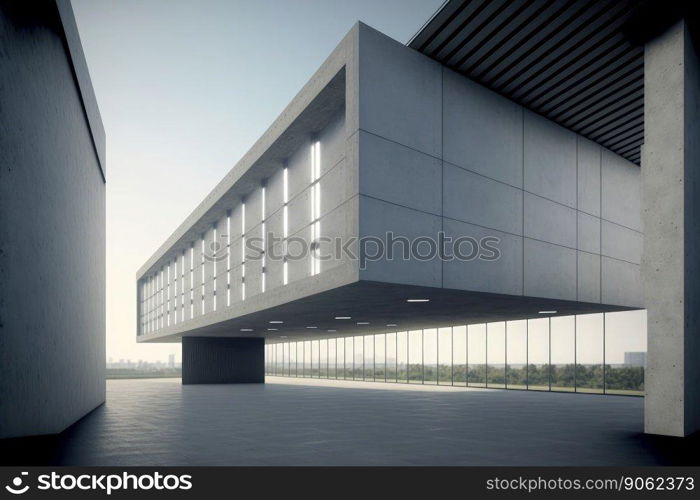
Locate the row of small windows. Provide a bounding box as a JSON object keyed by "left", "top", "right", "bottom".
{"left": 139, "top": 140, "right": 322, "bottom": 335}
{"left": 265, "top": 311, "right": 647, "bottom": 396}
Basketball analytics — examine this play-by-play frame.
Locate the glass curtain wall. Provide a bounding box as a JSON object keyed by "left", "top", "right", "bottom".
{"left": 264, "top": 311, "right": 645, "bottom": 396}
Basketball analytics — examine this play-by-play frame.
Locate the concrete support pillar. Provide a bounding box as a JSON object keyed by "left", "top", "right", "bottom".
{"left": 182, "top": 337, "right": 265, "bottom": 384}
{"left": 643, "top": 18, "right": 700, "bottom": 437}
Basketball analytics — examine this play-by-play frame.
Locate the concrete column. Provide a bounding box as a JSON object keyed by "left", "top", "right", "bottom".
{"left": 182, "top": 337, "right": 265, "bottom": 384}
{"left": 643, "top": 18, "right": 700, "bottom": 437}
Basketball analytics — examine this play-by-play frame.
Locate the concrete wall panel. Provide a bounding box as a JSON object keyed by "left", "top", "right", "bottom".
{"left": 443, "top": 69, "right": 523, "bottom": 187}
{"left": 577, "top": 251, "right": 601, "bottom": 303}
{"left": 577, "top": 212, "right": 601, "bottom": 254}
{"left": 601, "top": 220, "right": 643, "bottom": 265}
{"left": 443, "top": 219, "right": 523, "bottom": 295}
{"left": 577, "top": 137, "right": 601, "bottom": 216}
{"left": 602, "top": 149, "right": 642, "bottom": 231}
{"left": 358, "top": 24, "right": 442, "bottom": 157}
{"left": 602, "top": 257, "right": 642, "bottom": 307}
{"left": 524, "top": 239, "right": 577, "bottom": 300}
{"left": 359, "top": 131, "right": 441, "bottom": 215}
{"left": 443, "top": 164, "right": 523, "bottom": 235}
{"left": 359, "top": 196, "right": 441, "bottom": 287}
{"left": 524, "top": 111, "right": 577, "bottom": 208}
{"left": 524, "top": 193, "right": 576, "bottom": 248}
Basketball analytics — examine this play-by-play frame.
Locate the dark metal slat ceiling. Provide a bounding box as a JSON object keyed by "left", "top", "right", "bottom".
{"left": 409, "top": 0, "right": 644, "bottom": 164}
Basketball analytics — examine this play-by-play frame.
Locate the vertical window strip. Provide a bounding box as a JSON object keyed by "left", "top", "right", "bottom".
{"left": 166, "top": 263, "right": 171, "bottom": 327}
{"left": 200, "top": 236, "right": 205, "bottom": 315}
{"left": 181, "top": 251, "right": 185, "bottom": 321}
{"left": 213, "top": 224, "right": 217, "bottom": 312}
{"left": 189, "top": 243, "right": 194, "bottom": 318}
{"left": 310, "top": 140, "right": 321, "bottom": 276}
{"left": 173, "top": 259, "right": 177, "bottom": 325}
{"left": 227, "top": 211, "right": 231, "bottom": 307}
{"left": 241, "top": 202, "right": 246, "bottom": 301}
{"left": 283, "top": 166, "right": 289, "bottom": 285}
{"left": 261, "top": 185, "right": 266, "bottom": 294}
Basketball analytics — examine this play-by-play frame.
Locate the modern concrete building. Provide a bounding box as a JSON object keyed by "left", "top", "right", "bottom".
{"left": 137, "top": 0, "right": 699, "bottom": 437}
{"left": 0, "top": 0, "right": 105, "bottom": 439}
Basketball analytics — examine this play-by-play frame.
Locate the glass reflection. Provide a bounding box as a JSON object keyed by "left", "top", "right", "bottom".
{"left": 438, "top": 327, "right": 452, "bottom": 385}
{"left": 423, "top": 329, "right": 437, "bottom": 384}
{"left": 468, "top": 324, "right": 486, "bottom": 387}
{"left": 576, "top": 314, "right": 604, "bottom": 393}
{"left": 506, "top": 320, "right": 527, "bottom": 389}
{"left": 551, "top": 316, "right": 575, "bottom": 392}
{"left": 453, "top": 326, "right": 467, "bottom": 386}
{"left": 605, "top": 310, "right": 646, "bottom": 395}
{"left": 408, "top": 330, "right": 423, "bottom": 383}
{"left": 487, "top": 322, "right": 506, "bottom": 388}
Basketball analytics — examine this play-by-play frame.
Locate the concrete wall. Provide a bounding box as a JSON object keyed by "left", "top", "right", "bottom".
{"left": 643, "top": 19, "right": 700, "bottom": 437}
{"left": 0, "top": 1, "right": 105, "bottom": 438}
{"left": 356, "top": 24, "right": 643, "bottom": 308}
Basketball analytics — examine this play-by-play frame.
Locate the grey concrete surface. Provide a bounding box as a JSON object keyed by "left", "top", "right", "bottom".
{"left": 0, "top": 2, "right": 105, "bottom": 438}
{"left": 182, "top": 337, "right": 264, "bottom": 384}
{"left": 643, "top": 19, "right": 700, "bottom": 437}
{"left": 9, "top": 378, "right": 695, "bottom": 466}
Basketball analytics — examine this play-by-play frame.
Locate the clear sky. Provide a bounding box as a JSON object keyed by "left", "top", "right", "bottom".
{"left": 71, "top": 0, "right": 444, "bottom": 363}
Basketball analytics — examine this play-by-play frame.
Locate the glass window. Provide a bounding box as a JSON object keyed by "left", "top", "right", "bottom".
{"left": 576, "top": 313, "right": 604, "bottom": 393}
{"left": 328, "top": 338, "right": 336, "bottom": 379}
{"left": 487, "top": 322, "right": 506, "bottom": 388}
{"left": 468, "top": 324, "right": 486, "bottom": 387}
{"left": 408, "top": 330, "right": 423, "bottom": 383}
{"left": 423, "top": 329, "right": 437, "bottom": 384}
{"left": 284, "top": 343, "right": 290, "bottom": 376}
{"left": 364, "top": 335, "right": 374, "bottom": 381}
{"left": 296, "top": 342, "right": 303, "bottom": 377}
{"left": 397, "top": 331, "right": 408, "bottom": 382}
{"left": 265, "top": 344, "right": 270, "bottom": 375}
{"left": 337, "top": 337, "right": 346, "bottom": 379}
{"left": 375, "top": 334, "right": 386, "bottom": 381}
{"left": 311, "top": 340, "right": 319, "bottom": 377}
{"left": 353, "top": 336, "right": 363, "bottom": 379}
{"left": 551, "top": 316, "right": 575, "bottom": 392}
{"left": 506, "top": 320, "right": 527, "bottom": 389}
{"left": 290, "top": 341, "right": 297, "bottom": 377}
{"left": 438, "top": 327, "right": 452, "bottom": 385}
{"left": 276, "top": 343, "right": 283, "bottom": 375}
{"left": 452, "top": 326, "right": 467, "bottom": 386}
{"left": 386, "top": 332, "right": 397, "bottom": 382}
{"left": 528, "top": 318, "right": 549, "bottom": 390}
{"left": 605, "top": 310, "right": 646, "bottom": 395}
{"left": 304, "top": 340, "right": 311, "bottom": 377}
{"left": 344, "top": 337, "right": 353, "bottom": 379}
{"left": 319, "top": 339, "right": 328, "bottom": 378}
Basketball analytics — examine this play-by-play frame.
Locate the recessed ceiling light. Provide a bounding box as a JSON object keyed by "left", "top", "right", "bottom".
{"left": 280, "top": 335, "right": 288, "bottom": 339}
{"left": 357, "top": 322, "right": 369, "bottom": 325}
{"left": 407, "top": 299, "right": 429, "bottom": 303}
{"left": 538, "top": 310, "right": 557, "bottom": 314}
{"left": 306, "top": 326, "right": 317, "bottom": 329}
{"left": 267, "top": 328, "right": 278, "bottom": 331}
{"left": 386, "top": 324, "right": 397, "bottom": 327}
{"left": 269, "top": 320, "right": 283, "bottom": 324}
{"left": 335, "top": 316, "right": 351, "bottom": 320}
{"left": 240, "top": 328, "right": 253, "bottom": 332}
{"left": 327, "top": 329, "right": 336, "bottom": 333}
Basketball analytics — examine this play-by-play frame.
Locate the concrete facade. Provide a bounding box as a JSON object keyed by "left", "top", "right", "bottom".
{"left": 182, "top": 337, "right": 264, "bottom": 384}
{"left": 137, "top": 23, "right": 643, "bottom": 359}
{"left": 0, "top": 1, "right": 106, "bottom": 438}
{"left": 643, "top": 19, "right": 700, "bottom": 437}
